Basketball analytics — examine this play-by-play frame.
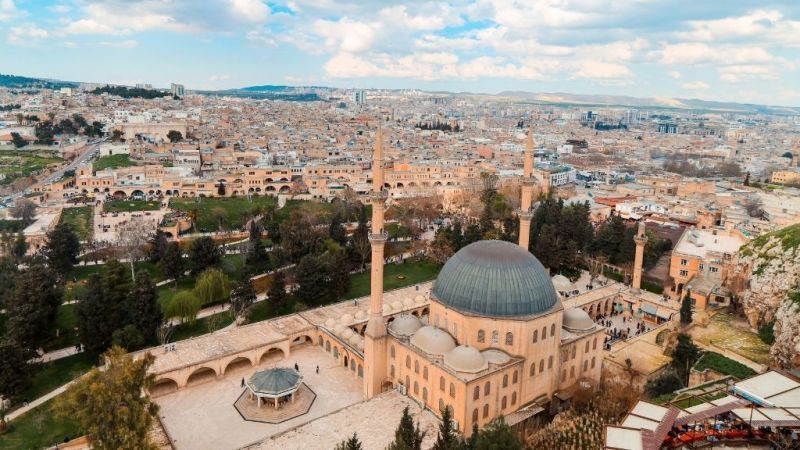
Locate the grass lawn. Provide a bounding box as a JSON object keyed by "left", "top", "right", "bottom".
{"left": 343, "top": 258, "right": 441, "bottom": 300}
{"left": 171, "top": 312, "right": 235, "bottom": 341}
{"left": 93, "top": 154, "right": 135, "bottom": 171}
{"left": 70, "top": 261, "right": 160, "bottom": 282}
{"left": 18, "top": 353, "right": 98, "bottom": 407}
{"left": 694, "top": 351, "right": 756, "bottom": 379}
{"left": 0, "top": 399, "right": 82, "bottom": 450}
{"left": 43, "top": 304, "right": 79, "bottom": 351}
{"left": 103, "top": 200, "right": 161, "bottom": 212}
{"left": 0, "top": 220, "right": 23, "bottom": 233}
{"left": 157, "top": 276, "right": 196, "bottom": 309}
{"left": 689, "top": 313, "right": 770, "bottom": 365}
{"left": 59, "top": 206, "right": 93, "bottom": 241}
{"left": 0, "top": 150, "right": 64, "bottom": 186}
{"left": 170, "top": 196, "right": 278, "bottom": 232}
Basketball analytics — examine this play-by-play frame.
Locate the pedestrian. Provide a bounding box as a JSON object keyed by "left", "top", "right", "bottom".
{"left": 241, "top": 378, "right": 245, "bottom": 388}
{"left": 316, "top": 365, "right": 319, "bottom": 374}
{"left": 294, "top": 362, "right": 299, "bottom": 371}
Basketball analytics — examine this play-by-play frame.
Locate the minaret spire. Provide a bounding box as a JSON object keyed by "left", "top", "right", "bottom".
{"left": 632, "top": 221, "right": 648, "bottom": 292}
{"left": 363, "top": 119, "right": 389, "bottom": 398}
{"left": 518, "top": 122, "right": 536, "bottom": 249}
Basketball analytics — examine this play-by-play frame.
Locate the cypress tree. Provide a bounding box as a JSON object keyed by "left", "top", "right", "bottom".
{"left": 387, "top": 406, "right": 426, "bottom": 450}
{"left": 267, "top": 270, "right": 287, "bottom": 310}
{"left": 128, "top": 271, "right": 162, "bottom": 344}
{"left": 680, "top": 290, "right": 693, "bottom": 324}
{"left": 334, "top": 433, "right": 364, "bottom": 450}
{"left": 433, "top": 406, "right": 464, "bottom": 450}
{"left": 77, "top": 273, "right": 115, "bottom": 353}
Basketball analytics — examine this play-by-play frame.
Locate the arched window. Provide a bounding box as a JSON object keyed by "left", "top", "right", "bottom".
{"left": 501, "top": 396, "right": 507, "bottom": 410}
{"left": 477, "top": 330, "right": 485, "bottom": 343}
{"left": 414, "top": 360, "right": 419, "bottom": 374}
{"left": 583, "top": 360, "right": 588, "bottom": 372}
{"left": 532, "top": 329, "right": 538, "bottom": 343}
{"left": 358, "top": 364, "right": 363, "bottom": 377}
{"left": 423, "top": 387, "right": 428, "bottom": 402}
{"left": 473, "top": 386, "right": 480, "bottom": 400}
{"left": 570, "top": 366, "right": 575, "bottom": 379}
{"left": 505, "top": 332, "right": 513, "bottom": 345}
{"left": 405, "top": 375, "right": 410, "bottom": 388}
{"left": 423, "top": 366, "right": 428, "bottom": 380}
{"left": 483, "top": 404, "right": 489, "bottom": 418}
{"left": 502, "top": 374, "right": 508, "bottom": 388}
{"left": 414, "top": 381, "right": 419, "bottom": 394}
{"left": 571, "top": 346, "right": 577, "bottom": 359}
{"left": 333, "top": 347, "right": 339, "bottom": 358}
{"left": 593, "top": 337, "right": 598, "bottom": 350}
{"left": 449, "top": 383, "right": 456, "bottom": 398}
{"left": 325, "top": 341, "right": 331, "bottom": 352}
{"left": 530, "top": 363, "right": 536, "bottom": 376}
{"left": 439, "top": 399, "right": 445, "bottom": 413}
{"left": 511, "top": 392, "right": 517, "bottom": 406}
{"left": 585, "top": 340, "right": 590, "bottom": 353}
{"left": 440, "top": 376, "right": 445, "bottom": 391}
{"left": 550, "top": 323, "right": 556, "bottom": 337}
{"left": 512, "top": 370, "right": 518, "bottom": 384}
{"left": 318, "top": 336, "right": 323, "bottom": 346}
{"left": 561, "top": 369, "right": 567, "bottom": 382}
{"left": 390, "top": 346, "right": 395, "bottom": 358}
{"left": 542, "top": 326, "right": 547, "bottom": 340}
{"left": 390, "top": 365, "right": 395, "bottom": 377}
{"left": 548, "top": 355, "right": 553, "bottom": 369}
{"left": 472, "top": 409, "right": 479, "bottom": 424}
{"left": 484, "top": 381, "right": 491, "bottom": 396}
{"left": 591, "top": 356, "right": 596, "bottom": 369}
{"left": 406, "top": 355, "right": 411, "bottom": 368}
{"left": 539, "top": 359, "right": 544, "bottom": 372}
{"left": 491, "top": 330, "right": 499, "bottom": 344}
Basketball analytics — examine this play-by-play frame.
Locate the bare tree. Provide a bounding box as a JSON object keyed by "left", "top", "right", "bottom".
{"left": 743, "top": 196, "right": 764, "bottom": 218}
{"left": 116, "top": 216, "right": 153, "bottom": 281}
{"left": 10, "top": 198, "right": 37, "bottom": 226}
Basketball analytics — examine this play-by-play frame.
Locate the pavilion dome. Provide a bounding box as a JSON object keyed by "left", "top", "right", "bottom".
{"left": 444, "top": 345, "right": 488, "bottom": 373}
{"left": 563, "top": 308, "right": 595, "bottom": 332}
{"left": 339, "top": 313, "right": 355, "bottom": 324}
{"left": 432, "top": 240, "right": 559, "bottom": 318}
{"left": 388, "top": 314, "right": 422, "bottom": 337}
{"left": 551, "top": 274, "right": 573, "bottom": 293}
{"left": 248, "top": 368, "right": 301, "bottom": 395}
{"left": 410, "top": 326, "right": 456, "bottom": 357}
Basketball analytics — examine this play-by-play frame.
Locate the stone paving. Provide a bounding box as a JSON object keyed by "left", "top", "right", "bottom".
{"left": 155, "top": 344, "right": 364, "bottom": 450}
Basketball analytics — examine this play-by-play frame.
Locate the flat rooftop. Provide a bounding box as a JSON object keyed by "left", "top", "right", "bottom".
{"left": 674, "top": 228, "right": 746, "bottom": 258}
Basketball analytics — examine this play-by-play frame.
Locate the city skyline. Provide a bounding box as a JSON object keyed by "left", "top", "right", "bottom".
{"left": 1, "top": 0, "right": 799, "bottom": 106}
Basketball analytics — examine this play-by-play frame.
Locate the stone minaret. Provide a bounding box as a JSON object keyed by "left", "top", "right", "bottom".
{"left": 632, "top": 221, "right": 648, "bottom": 291}
{"left": 518, "top": 124, "right": 536, "bottom": 249}
{"left": 363, "top": 123, "right": 389, "bottom": 398}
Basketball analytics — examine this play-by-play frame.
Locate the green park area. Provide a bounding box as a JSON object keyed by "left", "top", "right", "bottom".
{"left": 92, "top": 154, "right": 135, "bottom": 171}
{"left": 344, "top": 258, "right": 441, "bottom": 300}
{"left": 59, "top": 207, "right": 93, "bottom": 240}
{"left": 103, "top": 200, "right": 161, "bottom": 212}
{"left": 169, "top": 196, "right": 279, "bottom": 232}
{"left": 0, "top": 399, "right": 81, "bottom": 450}
{"left": 693, "top": 351, "right": 756, "bottom": 380}
{"left": 0, "top": 150, "right": 64, "bottom": 186}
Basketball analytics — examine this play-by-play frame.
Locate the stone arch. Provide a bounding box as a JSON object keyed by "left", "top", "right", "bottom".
{"left": 383, "top": 183, "right": 391, "bottom": 189}
{"left": 396, "top": 182, "right": 404, "bottom": 188}
{"left": 279, "top": 185, "right": 290, "bottom": 192}
{"left": 92, "top": 188, "right": 100, "bottom": 193}
{"left": 381, "top": 379, "right": 394, "bottom": 392}
{"left": 223, "top": 356, "right": 253, "bottom": 375}
{"left": 186, "top": 367, "right": 217, "bottom": 387}
{"left": 433, "top": 181, "right": 442, "bottom": 187}
{"left": 112, "top": 190, "right": 126, "bottom": 199}
{"left": 408, "top": 182, "right": 417, "bottom": 187}
{"left": 446, "top": 181, "right": 453, "bottom": 186}
{"left": 150, "top": 377, "right": 179, "bottom": 397}
{"left": 279, "top": 177, "right": 289, "bottom": 182}
{"left": 292, "top": 335, "right": 313, "bottom": 347}
{"left": 258, "top": 347, "right": 286, "bottom": 365}
{"left": 265, "top": 185, "right": 276, "bottom": 192}
{"left": 131, "top": 189, "right": 145, "bottom": 198}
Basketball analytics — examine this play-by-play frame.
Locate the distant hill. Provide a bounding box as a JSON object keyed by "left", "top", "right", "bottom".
{"left": 239, "top": 85, "right": 295, "bottom": 92}
{"left": 0, "top": 74, "right": 77, "bottom": 90}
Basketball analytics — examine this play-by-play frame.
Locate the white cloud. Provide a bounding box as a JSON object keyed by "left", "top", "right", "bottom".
{"left": 681, "top": 81, "right": 709, "bottom": 90}
{"left": 677, "top": 9, "right": 800, "bottom": 48}
{"left": 314, "top": 18, "right": 376, "bottom": 53}
{"left": 99, "top": 39, "right": 138, "bottom": 48}
{"left": 668, "top": 70, "right": 681, "bottom": 79}
{"left": 0, "top": 0, "right": 21, "bottom": 22}
{"left": 209, "top": 74, "right": 231, "bottom": 81}
{"left": 247, "top": 29, "right": 277, "bottom": 47}
{"left": 718, "top": 65, "right": 777, "bottom": 83}
{"left": 7, "top": 23, "right": 49, "bottom": 45}
{"left": 228, "top": 0, "right": 269, "bottom": 23}
{"left": 658, "top": 42, "right": 777, "bottom": 66}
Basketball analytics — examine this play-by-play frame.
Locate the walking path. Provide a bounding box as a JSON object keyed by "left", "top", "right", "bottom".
{"left": 5, "top": 378, "right": 77, "bottom": 422}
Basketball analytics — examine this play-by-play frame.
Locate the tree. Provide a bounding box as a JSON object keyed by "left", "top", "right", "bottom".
{"left": 743, "top": 171, "right": 751, "bottom": 186}
{"left": 680, "top": 290, "right": 693, "bottom": 324}
{"left": 645, "top": 368, "right": 684, "bottom": 397}
{"left": 159, "top": 242, "right": 184, "bottom": 285}
{"left": 432, "top": 405, "right": 462, "bottom": 450}
{"left": 0, "top": 340, "right": 33, "bottom": 405}
{"left": 335, "top": 433, "right": 365, "bottom": 450}
{"left": 279, "top": 210, "right": 324, "bottom": 263}
{"left": 245, "top": 220, "right": 266, "bottom": 267}
{"left": 472, "top": 417, "right": 521, "bottom": 450}
{"left": 351, "top": 206, "right": 371, "bottom": 269}
{"left": 128, "top": 271, "right": 162, "bottom": 345}
{"left": 147, "top": 230, "right": 170, "bottom": 263}
{"left": 188, "top": 236, "right": 221, "bottom": 274}
{"left": 111, "top": 129, "right": 125, "bottom": 142}
{"left": 43, "top": 222, "right": 81, "bottom": 278}
{"left": 295, "top": 255, "right": 328, "bottom": 306}
{"left": 166, "top": 290, "right": 201, "bottom": 324}
{"left": 56, "top": 347, "right": 159, "bottom": 450}
{"left": 267, "top": 270, "right": 288, "bottom": 310}
{"left": 167, "top": 130, "right": 183, "bottom": 143}
{"left": 77, "top": 273, "right": 115, "bottom": 353}
{"left": 12, "top": 231, "right": 27, "bottom": 260}
{"left": 743, "top": 196, "right": 764, "bottom": 218}
{"left": 116, "top": 217, "right": 152, "bottom": 281}
{"left": 387, "top": 406, "right": 426, "bottom": 450}
{"left": 230, "top": 280, "right": 256, "bottom": 321}
{"left": 5, "top": 263, "right": 63, "bottom": 351}
{"left": 10, "top": 131, "right": 26, "bottom": 148}
{"left": 194, "top": 268, "right": 230, "bottom": 306}
{"left": 111, "top": 324, "right": 145, "bottom": 351}
{"left": 10, "top": 198, "right": 36, "bottom": 226}
{"left": 329, "top": 213, "right": 347, "bottom": 246}
{"left": 212, "top": 207, "right": 227, "bottom": 231}
{"left": 671, "top": 333, "right": 700, "bottom": 384}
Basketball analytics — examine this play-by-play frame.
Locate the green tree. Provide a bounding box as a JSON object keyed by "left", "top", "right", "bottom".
{"left": 159, "top": 242, "right": 184, "bottom": 285}
{"left": 351, "top": 206, "right": 370, "bottom": 269}
{"left": 245, "top": 220, "right": 266, "bottom": 267}
{"left": 56, "top": 347, "right": 159, "bottom": 450}
{"left": 194, "top": 268, "right": 230, "bottom": 306}
{"left": 450, "top": 220, "right": 464, "bottom": 251}
{"left": 680, "top": 290, "right": 693, "bottom": 324}
{"left": 43, "top": 222, "right": 81, "bottom": 278}
{"left": 111, "top": 324, "right": 145, "bottom": 351}
{"left": 644, "top": 368, "right": 684, "bottom": 397}
{"left": 672, "top": 333, "right": 700, "bottom": 384}
{"left": 432, "top": 405, "right": 463, "bottom": 450}
{"left": 0, "top": 340, "right": 33, "bottom": 405}
{"left": 188, "top": 236, "right": 221, "bottom": 274}
{"left": 267, "top": 270, "right": 288, "bottom": 310}
{"left": 387, "top": 406, "right": 426, "bottom": 450}
{"left": 12, "top": 231, "right": 27, "bottom": 260}
{"left": 167, "top": 290, "right": 201, "bottom": 324}
{"left": 334, "top": 433, "right": 364, "bottom": 450}
{"left": 472, "top": 417, "right": 521, "bottom": 450}
{"left": 280, "top": 210, "right": 324, "bottom": 263}
{"left": 10, "top": 131, "right": 26, "bottom": 148}
{"left": 230, "top": 280, "right": 257, "bottom": 321}
{"left": 77, "top": 273, "right": 115, "bottom": 353}
{"left": 329, "top": 213, "right": 347, "bottom": 246}
{"left": 295, "top": 255, "right": 328, "bottom": 306}
{"left": 5, "top": 263, "right": 62, "bottom": 351}
{"left": 148, "top": 230, "right": 170, "bottom": 263}
{"left": 128, "top": 271, "right": 162, "bottom": 344}
{"left": 167, "top": 130, "right": 183, "bottom": 143}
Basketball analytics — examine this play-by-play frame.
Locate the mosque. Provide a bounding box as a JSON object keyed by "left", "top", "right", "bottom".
{"left": 360, "top": 125, "right": 605, "bottom": 436}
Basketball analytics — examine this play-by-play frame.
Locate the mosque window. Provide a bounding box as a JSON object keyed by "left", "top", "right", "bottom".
{"left": 548, "top": 356, "right": 553, "bottom": 369}
{"left": 406, "top": 376, "right": 410, "bottom": 388}
{"left": 414, "top": 381, "right": 419, "bottom": 395}
{"left": 390, "top": 365, "right": 395, "bottom": 377}
{"left": 449, "top": 383, "right": 456, "bottom": 398}
{"left": 473, "top": 386, "right": 480, "bottom": 400}
{"left": 440, "top": 377, "right": 445, "bottom": 391}
{"left": 501, "top": 396, "right": 507, "bottom": 410}
{"left": 423, "top": 387, "right": 428, "bottom": 402}
{"left": 491, "top": 330, "right": 499, "bottom": 344}
{"left": 390, "top": 346, "right": 395, "bottom": 358}
{"left": 570, "top": 366, "right": 575, "bottom": 379}
{"left": 542, "top": 326, "right": 547, "bottom": 340}
{"left": 483, "top": 404, "right": 489, "bottom": 418}
{"left": 406, "top": 355, "right": 411, "bottom": 368}
{"left": 333, "top": 347, "right": 339, "bottom": 358}
{"left": 318, "top": 336, "right": 323, "bottom": 346}
{"left": 512, "top": 370, "right": 518, "bottom": 384}
{"left": 415, "top": 360, "right": 420, "bottom": 374}
{"left": 532, "top": 329, "right": 538, "bottom": 343}
{"left": 511, "top": 392, "right": 517, "bottom": 406}
{"left": 423, "top": 366, "right": 428, "bottom": 380}
{"left": 439, "top": 399, "right": 445, "bottom": 413}
{"left": 585, "top": 341, "right": 590, "bottom": 353}
{"left": 325, "top": 341, "right": 331, "bottom": 352}
{"left": 477, "top": 330, "right": 485, "bottom": 343}
{"left": 539, "top": 359, "right": 544, "bottom": 372}
{"left": 593, "top": 337, "right": 598, "bottom": 350}
{"left": 505, "top": 332, "right": 513, "bottom": 345}
{"left": 502, "top": 374, "right": 508, "bottom": 388}
{"left": 591, "top": 357, "right": 596, "bottom": 369}
{"left": 358, "top": 365, "right": 363, "bottom": 377}
{"left": 550, "top": 324, "right": 556, "bottom": 337}
{"left": 583, "top": 360, "right": 588, "bottom": 373}
{"left": 530, "top": 363, "right": 536, "bottom": 377}
{"left": 484, "top": 382, "right": 491, "bottom": 395}
{"left": 561, "top": 370, "right": 566, "bottom": 382}
{"left": 472, "top": 409, "right": 479, "bottom": 424}
{"left": 571, "top": 347, "right": 576, "bottom": 360}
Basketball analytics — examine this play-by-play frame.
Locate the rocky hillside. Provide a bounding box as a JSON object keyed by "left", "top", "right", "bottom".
{"left": 738, "top": 223, "right": 800, "bottom": 368}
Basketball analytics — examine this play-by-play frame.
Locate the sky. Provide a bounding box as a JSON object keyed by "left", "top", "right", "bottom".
{"left": 1, "top": 0, "right": 799, "bottom": 106}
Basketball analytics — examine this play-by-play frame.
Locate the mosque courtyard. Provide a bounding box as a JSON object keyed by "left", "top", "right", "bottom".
{"left": 155, "top": 344, "right": 366, "bottom": 450}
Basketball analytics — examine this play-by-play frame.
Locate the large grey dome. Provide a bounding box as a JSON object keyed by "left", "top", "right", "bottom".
{"left": 432, "top": 240, "right": 559, "bottom": 318}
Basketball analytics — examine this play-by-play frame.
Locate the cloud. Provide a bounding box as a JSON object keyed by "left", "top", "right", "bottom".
{"left": 99, "top": 39, "right": 139, "bottom": 48}
{"left": 7, "top": 23, "right": 49, "bottom": 45}
{"left": 209, "top": 74, "right": 231, "bottom": 81}
{"left": 718, "top": 65, "right": 777, "bottom": 83}
{"left": 228, "top": 0, "right": 270, "bottom": 23}
{"left": 658, "top": 42, "right": 778, "bottom": 66}
{"left": 668, "top": 70, "right": 681, "bottom": 79}
{"left": 681, "top": 81, "right": 708, "bottom": 90}
{"left": 676, "top": 9, "right": 800, "bottom": 48}
{"left": 247, "top": 29, "right": 277, "bottom": 47}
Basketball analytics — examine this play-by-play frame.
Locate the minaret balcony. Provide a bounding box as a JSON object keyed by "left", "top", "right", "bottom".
{"left": 517, "top": 208, "right": 534, "bottom": 220}
{"left": 521, "top": 176, "right": 538, "bottom": 186}
{"left": 369, "top": 231, "right": 389, "bottom": 242}
{"left": 370, "top": 190, "right": 389, "bottom": 202}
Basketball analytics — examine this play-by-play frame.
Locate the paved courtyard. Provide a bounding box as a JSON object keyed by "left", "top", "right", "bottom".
{"left": 155, "top": 344, "right": 365, "bottom": 450}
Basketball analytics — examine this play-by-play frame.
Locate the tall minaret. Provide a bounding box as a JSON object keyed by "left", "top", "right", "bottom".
{"left": 363, "top": 122, "right": 389, "bottom": 398}
{"left": 518, "top": 124, "right": 536, "bottom": 249}
{"left": 632, "top": 221, "right": 648, "bottom": 292}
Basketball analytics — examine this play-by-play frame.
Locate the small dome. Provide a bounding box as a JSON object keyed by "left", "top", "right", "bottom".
{"left": 391, "top": 301, "right": 403, "bottom": 311}
{"left": 247, "top": 368, "right": 301, "bottom": 395}
{"left": 444, "top": 345, "right": 488, "bottom": 373}
{"left": 340, "top": 313, "right": 355, "bottom": 324}
{"left": 388, "top": 314, "right": 422, "bottom": 337}
{"left": 340, "top": 328, "right": 354, "bottom": 339}
{"left": 357, "top": 341, "right": 364, "bottom": 351}
{"left": 563, "top": 308, "right": 595, "bottom": 332}
{"left": 324, "top": 318, "right": 336, "bottom": 328}
{"left": 348, "top": 334, "right": 361, "bottom": 346}
{"left": 333, "top": 324, "right": 346, "bottom": 335}
{"left": 410, "top": 326, "right": 456, "bottom": 356}
{"left": 382, "top": 304, "right": 392, "bottom": 314}
{"left": 414, "top": 294, "right": 426, "bottom": 304}
{"left": 551, "top": 274, "right": 573, "bottom": 292}
{"left": 354, "top": 310, "right": 367, "bottom": 320}
{"left": 482, "top": 349, "right": 511, "bottom": 365}
{"left": 403, "top": 298, "right": 415, "bottom": 307}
